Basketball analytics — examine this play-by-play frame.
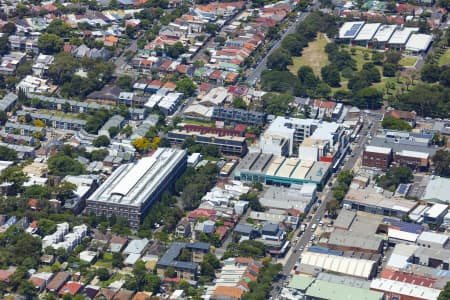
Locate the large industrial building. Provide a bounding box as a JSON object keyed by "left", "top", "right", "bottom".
{"left": 85, "top": 148, "right": 187, "bottom": 228}
{"left": 234, "top": 151, "right": 331, "bottom": 188}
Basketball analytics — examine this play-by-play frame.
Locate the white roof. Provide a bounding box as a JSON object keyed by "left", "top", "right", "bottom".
{"left": 111, "top": 157, "right": 156, "bottom": 197}
{"left": 405, "top": 34, "right": 433, "bottom": 52}
{"left": 373, "top": 24, "right": 397, "bottom": 42}
{"left": 425, "top": 203, "right": 448, "bottom": 218}
{"left": 365, "top": 145, "right": 392, "bottom": 154}
{"left": 417, "top": 231, "right": 448, "bottom": 246}
{"left": 370, "top": 278, "right": 441, "bottom": 300}
{"left": 354, "top": 23, "right": 381, "bottom": 41}
{"left": 396, "top": 150, "right": 429, "bottom": 159}
{"left": 388, "top": 228, "right": 418, "bottom": 243}
{"left": 339, "top": 21, "right": 365, "bottom": 39}
{"left": 386, "top": 244, "right": 417, "bottom": 269}
{"left": 123, "top": 238, "right": 149, "bottom": 255}
{"left": 300, "top": 251, "right": 375, "bottom": 279}
{"left": 422, "top": 176, "right": 450, "bottom": 203}
{"left": 389, "top": 27, "right": 418, "bottom": 45}
{"left": 88, "top": 148, "right": 186, "bottom": 207}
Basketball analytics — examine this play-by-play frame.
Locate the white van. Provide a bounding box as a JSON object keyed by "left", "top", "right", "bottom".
{"left": 311, "top": 224, "right": 317, "bottom": 232}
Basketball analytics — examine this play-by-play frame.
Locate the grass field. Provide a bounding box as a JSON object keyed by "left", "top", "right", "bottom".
{"left": 288, "top": 34, "right": 329, "bottom": 77}
{"left": 399, "top": 56, "right": 418, "bottom": 67}
{"left": 438, "top": 49, "right": 450, "bottom": 66}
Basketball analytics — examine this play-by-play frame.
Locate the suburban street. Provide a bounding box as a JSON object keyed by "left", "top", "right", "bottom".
{"left": 246, "top": 0, "right": 320, "bottom": 85}
{"left": 269, "top": 112, "right": 381, "bottom": 299}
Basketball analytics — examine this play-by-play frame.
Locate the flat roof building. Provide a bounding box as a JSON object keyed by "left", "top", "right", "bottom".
{"left": 307, "top": 279, "right": 384, "bottom": 300}
{"left": 324, "top": 229, "right": 383, "bottom": 254}
{"left": 405, "top": 33, "right": 433, "bottom": 55}
{"left": 86, "top": 148, "right": 187, "bottom": 228}
{"left": 362, "top": 145, "right": 392, "bottom": 170}
{"left": 339, "top": 21, "right": 365, "bottom": 40}
{"left": 370, "top": 278, "right": 441, "bottom": 300}
{"left": 354, "top": 23, "right": 381, "bottom": 47}
{"left": 343, "top": 188, "right": 418, "bottom": 218}
{"left": 416, "top": 231, "right": 448, "bottom": 249}
{"left": 372, "top": 24, "right": 397, "bottom": 49}
{"left": 300, "top": 251, "right": 377, "bottom": 279}
{"left": 388, "top": 27, "right": 419, "bottom": 50}
{"left": 422, "top": 176, "right": 450, "bottom": 204}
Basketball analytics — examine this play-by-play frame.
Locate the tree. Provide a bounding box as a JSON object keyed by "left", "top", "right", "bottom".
{"left": 112, "top": 252, "right": 124, "bottom": 268}
{"left": 133, "top": 137, "right": 150, "bottom": 153}
{"left": 353, "top": 87, "right": 383, "bottom": 109}
{"left": 38, "top": 219, "right": 57, "bottom": 236}
{"left": 48, "top": 153, "right": 84, "bottom": 176}
{"left": 91, "top": 149, "right": 109, "bottom": 161}
{"left": 382, "top": 116, "right": 412, "bottom": 131}
{"left": 108, "top": 126, "right": 119, "bottom": 138}
{"left": 326, "top": 199, "right": 339, "bottom": 218}
{"left": 362, "top": 63, "right": 381, "bottom": 83}
{"left": 0, "top": 165, "right": 28, "bottom": 195}
{"left": 178, "top": 248, "right": 192, "bottom": 262}
{"left": 385, "top": 50, "right": 402, "bottom": 65}
{"left": 376, "top": 166, "right": 413, "bottom": 191}
{"left": 1, "top": 22, "right": 16, "bottom": 35}
{"left": 164, "top": 267, "right": 176, "bottom": 278}
{"left": 281, "top": 34, "right": 306, "bottom": 56}
{"left": 438, "top": 281, "right": 450, "bottom": 300}
{"left": 96, "top": 268, "right": 110, "bottom": 281}
{"left": 46, "top": 19, "right": 72, "bottom": 37}
{"left": 116, "top": 75, "right": 133, "bottom": 91}
{"left": 240, "top": 192, "right": 264, "bottom": 212}
{"left": 261, "top": 93, "right": 293, "bottom": 115}
{"left": 33, "top": 119, "right": 46, "bottom": 128}
{"left": 421, "top": 64, "right": 441, "bottom": 83}
{"left": 439, "top": 68, "right": 450, "bottom": 87}
{"left": 176, "top": 78, "right": 197, "bottom": 97}
{"left": 267, "top": 48, "right": 292, "bottom": 71}
{"left": 48, "top": 53, "right": 79, "bottom": 85}
{"left": 93, "top": 135, "right": 110, "bottom": 147}
{"left": 38, "top": 33, "right": 63, "bottom": 54}
{"left": 432, "top": 150, "right": 450, "bottom": 177}
{"left": 298, "top": 65, "right": 319, "bottom": 90}
{"left": 232, "top": 96, "right": 248, "bottom": 109}
{"left": 0, "top": 146, "right": 18, "bottom": 161}
{"left": 321, "top": 65, "right": 341, "bottom": 87}
{"left": 383, "top": 63, "right": 397, "bottom": 77}
{"left": 371, "top": 51, "right": 384, "bottom": 65}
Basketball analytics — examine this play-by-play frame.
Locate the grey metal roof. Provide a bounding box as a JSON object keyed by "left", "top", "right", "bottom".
{"left": 0, "top": 93, "right": 18, "bottom": 111}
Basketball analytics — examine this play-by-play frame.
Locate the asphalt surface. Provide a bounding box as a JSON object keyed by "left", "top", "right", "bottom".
{"left": 246, "top": 1, "right": 320, "bottom": 85}
{"left": 270, "top": 112, "right": 381, "bottom": 298}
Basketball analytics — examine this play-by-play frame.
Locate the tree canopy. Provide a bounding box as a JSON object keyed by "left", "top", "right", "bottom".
{"left": 382, "top": 116, "right": 412, "bottom": 131}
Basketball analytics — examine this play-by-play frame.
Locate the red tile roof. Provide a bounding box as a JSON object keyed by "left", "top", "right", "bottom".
{"left": 381, "top": 269, "right": 436, "bottom": 287}
{"left": 59, "top": 281, "right": 82, "bottom": 296}
{"left": 0, "top": 269, "right": 14, "bottom": 282}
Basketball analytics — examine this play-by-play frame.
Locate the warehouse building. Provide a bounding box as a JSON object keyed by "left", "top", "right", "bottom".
{"left": 370, "top": 278, "right": 441, "bottom": 300}
{"left": 388, "top": 27, "right": 419, "bottom": 51}
{"left": 405, "top": 33, "right": 433, "bottom": 55}
{"left": 234, "top": 152, "right": 331, "bottom": 188}
{"left": 300, "top": 251, "right": 377, "bottom": 279}
{"left": 343, "top": 188, "right": 418, "bottom": 217}
{"left": 85, "top": 148, "right": 187, "bottom": 228}
{"left": 372, "top": 24, "right": 397, "bottom": 50}
{"left": 323, "top": 229, "right": 384, "bottom": 254}
{"left": 353, "top": 23, "right": 381, "bottom": 47}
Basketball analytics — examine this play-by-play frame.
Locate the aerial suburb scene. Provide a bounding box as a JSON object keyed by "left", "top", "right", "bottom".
{"left": 0, "top": 0, "right": 449, "bottom": 299}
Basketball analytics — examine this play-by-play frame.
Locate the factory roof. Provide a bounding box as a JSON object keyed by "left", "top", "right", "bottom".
{"left": 306, "top": 279, "right": 383, "bottom": 300}
{"left": 87, "top": 148, "right": 186, "bottom": 207}
{"left": 372, "top": 24, "right": 397, "bottom": 42}
{"left": 354, "top": 23, "right": 381, "bottom": 41}
{"left": 405, "top": 33, "right": 433, "bottom": 52}
{"left": 345, "top": 188, "right": 417, "bottom": 213}
{"left": 425, "top": 203, "right": 448, "bottom": 219}
{"left": 339, "top": 21, "right": 365, "bottom": 39}
{"left": 388, "top": 27, "right": 419, "bottom": 45}
{"left": 334, "top": 210, "right": 356, "bottom": 230}
{"left": 370, "top": 278, "right": 441, "bottom": 300}
{"left": 417, "top": 231, "right": 448, "bottom": 246}
{"left": 327, "top": 229, "right": 383, "bottom": 251}
{"left": 300, "top": 252, "right": 376, "bottom": 279}
{"left": 422, "top": 176, "right": 450, "bottom": 203}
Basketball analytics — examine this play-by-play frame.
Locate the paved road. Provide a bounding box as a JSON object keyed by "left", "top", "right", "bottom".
{"left": 113, "top": 38, "right": 138, "bottom": 76}
{"left": 270, "top": 112, "right": 381, "bottom": 298}
{"left": 246, "top": 1, "right": 320, "bottom": 85}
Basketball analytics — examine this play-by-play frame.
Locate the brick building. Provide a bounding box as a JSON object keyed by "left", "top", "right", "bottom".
{"left": 362, "top": 145, "right": 393, "bottom": 170}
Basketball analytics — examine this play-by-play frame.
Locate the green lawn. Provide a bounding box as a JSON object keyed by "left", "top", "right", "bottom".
{"left": 438, "top": 48, "right": 450, "bottom": 66}
{"left": 288, "top": 34, "right": 330, "bottom": 77}
{"left": 399, "top": 56, "right": 418, "bottom": 67}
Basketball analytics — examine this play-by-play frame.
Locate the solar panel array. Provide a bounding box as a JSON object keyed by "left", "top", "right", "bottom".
{"left": 383, "top": 217, "right": 423, "bottom": 234}
{"left": 345, "top": 23, "right": 362, "bottom": 37}
{"left": 397, "top": 183, "right": 409, "bottom": 195}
